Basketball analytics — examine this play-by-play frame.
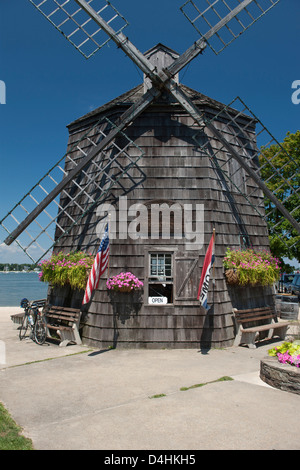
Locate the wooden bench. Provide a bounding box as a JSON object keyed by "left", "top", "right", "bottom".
{"left": 45, "top": 306, "right": 82, "bottom": 347}
{"left": 233, "top": 306, "right": 290, "bottom": 349}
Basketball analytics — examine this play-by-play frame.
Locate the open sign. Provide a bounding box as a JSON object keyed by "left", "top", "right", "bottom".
{"left": 148, "top": 296, "right": 168, "bottom": 305}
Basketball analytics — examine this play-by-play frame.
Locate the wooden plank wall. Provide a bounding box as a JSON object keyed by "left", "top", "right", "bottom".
{"left": 51, "top": 103, "right": 272, "bottom": 349}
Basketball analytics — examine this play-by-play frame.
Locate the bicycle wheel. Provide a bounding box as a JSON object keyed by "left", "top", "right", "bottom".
{"left": 19, "top": 314, "right": 29, "bottom": 340}
{"left": 34, "top": 316, "right": 47, "bottom": 345}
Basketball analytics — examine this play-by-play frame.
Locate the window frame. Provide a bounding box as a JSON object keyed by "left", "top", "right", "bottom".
{"left": 149, "top": 252, "right": 173, "bottom": 282}
{"left": 144, "top": 246, "right": 177, "bottom": 306}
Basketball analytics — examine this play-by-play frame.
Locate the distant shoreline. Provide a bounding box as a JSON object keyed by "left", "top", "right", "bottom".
{"left": 0, "top": 272, "right": 48, "bottom": 307}
{"left": 0, "top": 271, "right": 41, "bottom": 274}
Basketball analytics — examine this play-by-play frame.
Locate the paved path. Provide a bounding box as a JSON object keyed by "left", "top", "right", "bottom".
{"left": 0, "top": 307, "right": 299, "bottom": 450}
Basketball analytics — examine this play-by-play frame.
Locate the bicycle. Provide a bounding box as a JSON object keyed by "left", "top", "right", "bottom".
{"left": 19, "top": 298, "right": 47, "bottom": 345}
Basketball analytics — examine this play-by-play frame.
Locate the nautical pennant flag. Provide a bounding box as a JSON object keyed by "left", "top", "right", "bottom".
{"left": 82, "top": 224, "right": 109, "bottom": 305}
{"left": 197, "top": 230, "right": 215, "bottom": 311}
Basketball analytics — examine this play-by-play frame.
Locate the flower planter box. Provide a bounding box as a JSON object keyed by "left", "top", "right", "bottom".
{"left": 47, "top": 283, "right": 83, "bottom": 309}
{"left": 223, "top": 248, "right": 280, "bottom": 287}
{"left": 108, "top": 290, "right": 143, "bottom": 324}
{"left": 260, "top": 357, "right": 300, "bottom": 395}
{"left": 228, "top": 284, "right": 275, "bottom": 311}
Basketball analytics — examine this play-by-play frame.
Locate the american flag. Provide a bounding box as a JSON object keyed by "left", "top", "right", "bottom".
{"left": 82, "top": 224, "right": 109, "bottom": 305}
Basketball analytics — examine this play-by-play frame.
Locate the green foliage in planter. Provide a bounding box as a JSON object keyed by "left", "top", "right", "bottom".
{"left": 268, "top": 341, "right": 300, "bottom": 357}
{"left": 38, "top": 251, "right": 94, "bottom": 290}
{"left": 268, "top": 341, "right": 300, "bottom": 368}
{"left": 223, "top": 247, "right": 281, "bottom": 286}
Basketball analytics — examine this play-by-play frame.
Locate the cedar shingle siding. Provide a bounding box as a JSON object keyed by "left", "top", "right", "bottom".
{"left": 50, "top": 81, "right": 272, "bottom": 349}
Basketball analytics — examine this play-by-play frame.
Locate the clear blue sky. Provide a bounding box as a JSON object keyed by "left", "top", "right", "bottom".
{"left": 0, "top": 0, "right": 299, "bottom": 263}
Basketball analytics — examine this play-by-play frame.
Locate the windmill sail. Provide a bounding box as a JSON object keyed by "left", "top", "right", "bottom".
{"left": 180, "top": 0, "right": 281, "bottom": 55}
{"left": 28, "top": 0, "right": 129, "bottom": 59}
{"left": 193, "top": 97, "right": 300, "bottom": 249}
{"left": 0, "top": 118, "right": 144, "bottom": 262}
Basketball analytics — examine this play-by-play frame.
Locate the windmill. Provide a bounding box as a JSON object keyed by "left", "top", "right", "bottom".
{"left": 1, "top": 0, "right": 299, "bottom": 348}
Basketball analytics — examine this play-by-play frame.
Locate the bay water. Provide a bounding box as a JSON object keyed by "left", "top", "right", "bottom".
{"left": 0, "top": 272, "right": 49, "bottom": 307}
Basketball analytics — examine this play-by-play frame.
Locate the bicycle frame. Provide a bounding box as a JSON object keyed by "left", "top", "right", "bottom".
{"left": 19, "top": 298, "right": 47, "bottom": 345}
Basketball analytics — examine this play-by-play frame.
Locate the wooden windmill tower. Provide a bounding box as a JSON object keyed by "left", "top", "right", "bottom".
{"left": 1, "top": 0, "right": 299, "bottom": 349}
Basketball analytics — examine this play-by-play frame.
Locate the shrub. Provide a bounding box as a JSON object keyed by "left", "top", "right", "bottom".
{"left": 38, "top": 251, "right": 94, "bottom": 290}
{"left": 223, "top": 247, "right": 281, "bottom": 286}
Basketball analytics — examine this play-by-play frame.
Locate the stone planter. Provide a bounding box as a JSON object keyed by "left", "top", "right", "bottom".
{"left": 108, "top": 290, "right": 143, "bottom": 324}
{"left": 260, "top": 357, "right": 300, "bottom": 395}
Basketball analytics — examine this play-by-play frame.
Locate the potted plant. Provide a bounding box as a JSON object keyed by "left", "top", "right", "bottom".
{"left": 107, "top": 272, "right": 144, "bottom": 323}
{"left": 106, "top": 272, "right": 144, "bottom": 293}
{"left": 38, "top": 251, "right": 95, "bottom": 307}
{"left": 223, "top": 247, "right": 281, "bottom": 287}
{"left": 39, "top": 251, "right": 94, "bottom": 289}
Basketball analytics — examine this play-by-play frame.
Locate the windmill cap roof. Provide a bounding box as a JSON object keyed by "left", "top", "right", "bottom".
{"left": 68, "top": 82, "right": 255, "bottom": 131}
{"left": 143, "top": 43, "right": 180, "bottom": 60}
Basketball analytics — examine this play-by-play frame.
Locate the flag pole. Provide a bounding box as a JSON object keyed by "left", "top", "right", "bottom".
{"left": 197, "top": 227, "right": 216, "bottom": 308}
{"left": 107, "top": 213, "right": 111, "bottom": 279}
{"left": 212, "top": 227, "right": 216, "bottom": 287}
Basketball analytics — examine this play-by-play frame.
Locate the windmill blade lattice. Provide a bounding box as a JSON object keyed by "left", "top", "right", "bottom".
{"left": 29, "top": 0, "right": 129, "bottom": 59}
{"left": 0, "top": 118, "right": 144, "bottom": 263}
{"left": 193, "top": 97, "right": 300, "bottom": 250}
{"left": 180, "top": 0, "right": 280, "bottom": 55}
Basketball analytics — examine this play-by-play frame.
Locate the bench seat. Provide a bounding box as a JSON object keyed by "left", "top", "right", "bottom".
{"left": 233, "top": 306, "right": 291, "bottom": 349}
{"left": 45, "top": 306, "right": 82, "bottom": 347}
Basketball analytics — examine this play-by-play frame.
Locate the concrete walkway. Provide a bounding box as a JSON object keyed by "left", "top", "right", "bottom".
{"left": 0, "top": 307, "right": 299, "bottom": 450}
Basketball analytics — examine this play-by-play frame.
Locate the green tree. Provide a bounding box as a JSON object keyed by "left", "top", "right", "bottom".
{"left": 259, "top": 131, "right": 300, "bottom": 262}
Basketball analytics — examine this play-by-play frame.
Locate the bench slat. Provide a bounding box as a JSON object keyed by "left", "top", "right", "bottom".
{"left": 242, "top": 322, "right": 289, "bottom": 333}
{"left": 235, "top": 309, "right": 274, "bottom": 315}
{"left": 234, "top": 306, "right": 273, "bottom": 314}
{"left": 47, "top": 311, "right": 79, "bottom": 316}
{"left": 235, "top": 314, "right": 276, "bottom": 323}
{"left": 235, "top": 308, "right": 273, "bottom": 316}
{"left": 49, "top": 306, "right": 80, "bottom": 313}
{"left": 46, "top": 324, "right": 73, "bottom": 331}
{"left": 46, "top": 310, "right": 80, "bottom": 318}
{"left": 46, "top": 315, "right": 78, "bottom": 323}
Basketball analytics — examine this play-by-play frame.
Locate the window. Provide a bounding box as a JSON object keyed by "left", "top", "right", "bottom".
{"left": 148, "top": 253, "right": 173, "bottom": 304}
{"left": 150, "top": 253, "right": 172, "bottom": 279}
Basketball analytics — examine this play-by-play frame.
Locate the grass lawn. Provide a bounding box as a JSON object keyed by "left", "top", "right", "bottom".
{"left": 0, "top": 402, "right": 34, "bottom": 450}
